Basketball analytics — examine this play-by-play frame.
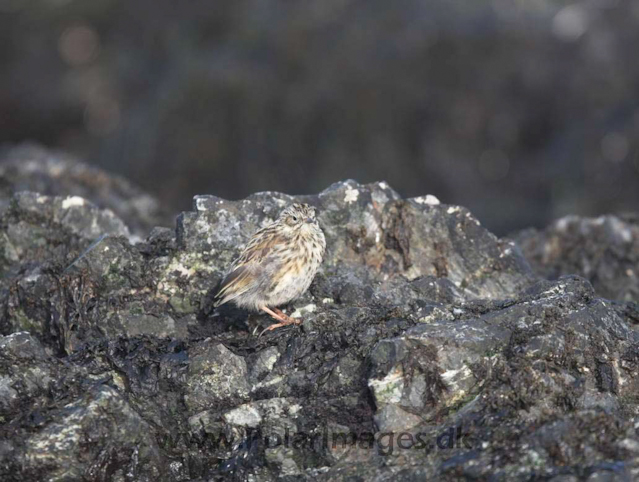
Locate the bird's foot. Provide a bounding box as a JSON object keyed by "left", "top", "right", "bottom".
{"left": 259, "top": 306, "right": 301, "bottom": 336}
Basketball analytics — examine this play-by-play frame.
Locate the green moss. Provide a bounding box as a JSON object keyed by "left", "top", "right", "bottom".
{"left": 11, "top": 308, "right": 44, "bottom": 337}
{"left": 169, "top": 295, "right": 196, "bottom": 314}
{"left": 128, "top": 303, "right": 145, "bottom": 315}
{"left": 445, "top": 391, "right": 479, "bottom": 415}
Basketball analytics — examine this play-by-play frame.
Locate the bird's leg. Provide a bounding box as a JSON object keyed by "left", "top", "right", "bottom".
{"left": 272, "top": 307, "right": 299, "bottom": 322}
{"left": 260, "top": 306, "right": 301, "bottom": 332}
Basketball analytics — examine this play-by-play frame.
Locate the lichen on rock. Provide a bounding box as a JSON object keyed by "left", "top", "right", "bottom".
{"left": 1, "top": 150, "right": 639, "bottom": 480}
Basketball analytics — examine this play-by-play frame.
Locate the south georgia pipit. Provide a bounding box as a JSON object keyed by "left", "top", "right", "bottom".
{"left": 213, "top": 203, "right": 326, "bottom": 334}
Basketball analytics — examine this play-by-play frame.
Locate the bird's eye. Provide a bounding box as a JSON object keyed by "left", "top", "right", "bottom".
{"left": 292, "top": 216, "right": 298, "bottom": 222}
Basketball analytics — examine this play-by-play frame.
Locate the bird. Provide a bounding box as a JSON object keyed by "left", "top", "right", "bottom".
{"left": 213, "top": 203, "right": 326, "bottom": 333}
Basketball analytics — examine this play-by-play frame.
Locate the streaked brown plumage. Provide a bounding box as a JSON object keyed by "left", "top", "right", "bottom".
{"left": 214, "top": 203, "right": 326, "bottom": 332}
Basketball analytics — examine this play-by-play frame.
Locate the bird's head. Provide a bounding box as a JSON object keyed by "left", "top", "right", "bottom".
{"left": 278, "top": 203, "right": 319, "bottom": 233}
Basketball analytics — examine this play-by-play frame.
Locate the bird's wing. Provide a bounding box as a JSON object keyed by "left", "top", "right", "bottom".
{"left": 213, "top": 265, "right": 254, "bottom": 306}
{"left": 213, "top": 228, "right": 286, "bottom": 307}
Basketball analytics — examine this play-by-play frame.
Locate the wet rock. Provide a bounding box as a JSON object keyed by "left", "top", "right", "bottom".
{"left": 248, "top": 346, "right": 280, "bottom": 385}
{"left": 186, "top": 342, "right": 250, "bottom": 412}
{"left": 0, "top": 192, "right": 186, "bottom": 353}
{"left": 264, "top": 446, "right": 302, "bottom": 476}
{"left": 0, "top": 333, "right": 170, "bottom": 480}
{"left": 515, "top": 214, "right": 639, "bottom": 302}
{"left": 368, "top": 275, "right": 638, "bottom": 434}
{"left": 0, "top": 332, "right": 53, "bottom": 416}
{"left": 2, "top": 172, "right": 639, "bottom": 480}
{"left": 19, "top": 385, "right": 164, "bottom": 481}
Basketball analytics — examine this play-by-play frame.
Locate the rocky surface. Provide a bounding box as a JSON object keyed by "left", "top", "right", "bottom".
{"left": 0, "top": 144, "right": 171, "bottom": 238}
{"left": 516, "top": 214, "right": 639, "bottom": 303}
{"left": 1, "top": 158, "right": 639, "bottom": 481}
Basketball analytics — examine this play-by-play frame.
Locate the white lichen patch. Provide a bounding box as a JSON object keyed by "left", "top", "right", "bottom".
{"left": 441, "top": 366, "right": 472, "bottom": 384}
{"left": 465, "top": 211, "right": 482, "bottom": 226}
{"left": 607, "top": 216, "right": 633, "bottom": 243}
{"left": 499, "top": 246, "right": 513, "bottom": 258}
{"left": 538, "top": 283, "right": 566, "bottom": 299}
{"left": 61, "top": 196, "right": 86, "bottom": 209}
{"left": 344, "top": 186, "right": 359, "bottom": 204}
{"left": 403, "top": 265, "right": 423, "bottom": 281}
{"left": 363, "top": 211, "right": 381, "bottom": 244}
{"left": 156, "top": 252, "right": 218, "bottom": 297}
{"left": 0, "top": 331, "right": 30, "bottom": 342}
{"left": 260, "top": 351, "right": 280, "bottom": 372}
{"left": 290, "top": 304, "right": 316, "bottom": 318}
{"left": 160, "top": 257, "right": 197, "bottom": 284}
{"left": 252, "top": 376, "right": 284, "bottom": 391}
{"left": 413, "top": 194, "right": 440, "bottom": 206}
{"left": 195, "top": 197, "right": 216, "bottom": 212}
{"left": 110, "top": 372, "right": 127, "bottom": 391}
{"left": 0, "top": 375, "right": 18, "bottom": 403}
{"left": 223, "top": 404, "right": 263, "bottom": 428}
{"left": 288, "top": 403, "right": 302, "bottom": 415}
{"left": 2, "top": 232, "right": 20, "bottom": 261}
{"left": 619, "top": 438, "right": 639, "bottom": 453}
{"left": 368, "top": 366, "right": 405, "bottom": 405}
{"left": 321, "top": 297, "right": 334, "bottom": 304}
{"left": 555, "top": 216, "right": 575, "bottom": 231}
{"left": 418, "top": 306, "right": 454, "bottom": 324}
{"left": 447, "top": 206, "right": 461, "bottom": 215}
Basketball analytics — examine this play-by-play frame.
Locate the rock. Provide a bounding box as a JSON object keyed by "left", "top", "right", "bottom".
{"left": 0, "top": 332, "right": 53, "bottom": 416}
{"left": 2, "top": 169, "right": 639, "bottom": 480}
{"left": 66, "top": 235, "right": 145, "bottom": 293}
{"left": 185, "top": 342, "right": 250, "bottom": 412}
{"left": 0, "top": 144, "right": 171, "bottom": 238}
{"left": 0, "top": 193, "right": 185, "bottom": 353}
{"left": 368, "top": 275, "right": 638, "bottom": 434}
{"left": 248, "top": 346, "right": 280, "bottom": 385}
{"left": 0, "top": 191, "right": 130, "bottom": 278}
{"left": 19, "top": 385, "right": 164, "bottom": 481}
{"left": 169, "top": 180, "right": 534, "bottom": 319}
{"left": 515, "top": 214, "right": 639, "bottom": 302}
{"left": 0, "top": 333, "right": 168, "bottom": 480}
{"left": 264, "top": 446, "right": 302, "bottom": 476}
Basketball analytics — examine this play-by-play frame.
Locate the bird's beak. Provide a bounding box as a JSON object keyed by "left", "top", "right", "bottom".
{"left": 305, "top": 218, "right": 314, "bottom": 224}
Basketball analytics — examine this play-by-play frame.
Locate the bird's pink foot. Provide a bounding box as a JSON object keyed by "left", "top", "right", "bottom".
{"left": 260, "top": 306, "right": 301, "bottom": 335}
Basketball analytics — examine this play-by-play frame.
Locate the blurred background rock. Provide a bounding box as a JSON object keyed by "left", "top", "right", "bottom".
{"left": 1, "top": 0, "right": 638, "bottom": 235}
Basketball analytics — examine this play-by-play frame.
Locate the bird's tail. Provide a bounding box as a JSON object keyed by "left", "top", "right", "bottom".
{"left": 212, "top": 266, "right": 252, "bottom": 308}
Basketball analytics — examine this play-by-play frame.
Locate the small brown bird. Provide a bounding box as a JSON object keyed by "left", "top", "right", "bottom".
{"left": 214, "top": 203, "right": 326, "bottom": 332}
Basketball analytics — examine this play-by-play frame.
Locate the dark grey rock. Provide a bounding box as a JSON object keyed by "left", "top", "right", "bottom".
{"left": 248, "top": 346, "right": 280, "bottom": 385}
{"left": 186, "top": 341, "right": 250, "bottom": 412}
{"left": 0, "top": 332, "right": 53, "bottom": 415}
{"left": 515, "top": 214, "right": 639, "bottom": 302}
{"left": 2, "top": 169, "right": 639, "bottom": 480}
{"left": 0, "top": 144, "right": 171, "bottom": 238}
{"left": 18, "top": 385, "right": 164, "bottom": 481}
